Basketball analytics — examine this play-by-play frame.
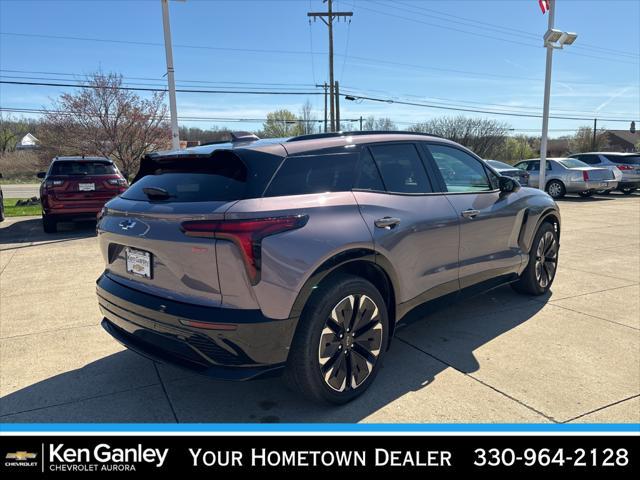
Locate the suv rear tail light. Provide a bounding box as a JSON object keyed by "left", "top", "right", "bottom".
{"left": 617, "top": 165, "right": 633, "bottom": 171}
{"left": 107, "top": 178, "right": 128, "bottom": 186}
{"left": 45, "top": 179, "right": 64, "bottom": 188}
{"left": 181, "top": 215, "right": 309, "bottom": 284}
{"left": 582, "top": 171, "right": 590, "bottom": 181}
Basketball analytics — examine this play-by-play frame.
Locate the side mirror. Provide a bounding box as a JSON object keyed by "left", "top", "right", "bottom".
{"left": 37, "top": 172, "right": 46, "bottom": 179}
{"left": 499, "top": 175, "right": 520, "bottom": 194}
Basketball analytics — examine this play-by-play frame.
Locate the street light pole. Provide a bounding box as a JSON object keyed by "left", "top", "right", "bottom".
{"left": 161, "top": 0, "right": 180, "bottom": 150}
{"left": 538, "top": 0, "right": 555, "bottom": 193}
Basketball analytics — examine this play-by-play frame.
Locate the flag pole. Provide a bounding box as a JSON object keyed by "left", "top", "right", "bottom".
{"left": 539, "top": 0, "right": 555, "bottom": 193}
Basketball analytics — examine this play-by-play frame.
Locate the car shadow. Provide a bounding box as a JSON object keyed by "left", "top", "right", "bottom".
{"left": 0, "top": 286, "right": 545, "bottom": 423}
{"left": 556, "top": 195, "right": 616, "bottom": 202}
{"left": 0, "top": 217, "right": 96, "bottom": 249}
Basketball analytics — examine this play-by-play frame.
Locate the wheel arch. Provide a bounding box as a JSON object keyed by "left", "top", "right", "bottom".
{"left": 288, "top": 248, "right": 400, "bottom": 349}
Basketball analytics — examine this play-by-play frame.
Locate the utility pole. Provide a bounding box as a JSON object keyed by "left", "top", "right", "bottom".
{"left": 538, "top": 0, "right": 555, "bottom": 192}
{"left": 161, "top": 0, "right": 180, "bottom": 150}
{"left": 335, "top": 81, "right": 340, "bottom": 131}
{"left": 592, "top": 118, "right": 597, "bottom": 150}
{"left": 316, "top": 82, "right": 328, "bottom": 132}
{"left": 308, "top": 1, "right": 352, "bottom": 132}
{"left": 359, "top": 115, "right": 363, "bottom": 131}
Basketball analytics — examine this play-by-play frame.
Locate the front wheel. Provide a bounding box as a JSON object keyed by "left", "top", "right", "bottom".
{"left": 284, "top": 275, "right": 388, "bottom": 404}
{"left": 545, "top": 180, "right": 566, "bottom": 199}
{"left": 512, "top": 222, "right": 559, "bottom": 296}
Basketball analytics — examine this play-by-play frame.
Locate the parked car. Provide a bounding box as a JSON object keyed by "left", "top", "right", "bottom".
{"left": 513, "top": 157, "right": 618, "bottom": 199}
{"left": 38, "top": 156, "right": 128, "bottom": 233}
{"left": 484, "top": 159, "right": 529, "bottom": 186}
{"left": 97, "top": 131, "right": 561, "bottom": 404}
{"left": 569, "top": 152, "right": 640, "bottom": 195}
{"left": 0, "top": 173, "right": 4, "bottom": 222}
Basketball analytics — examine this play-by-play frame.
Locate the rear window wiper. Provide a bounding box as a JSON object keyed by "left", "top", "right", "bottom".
{"left": 142, "top": 186, "right": 174, "bottom": 200}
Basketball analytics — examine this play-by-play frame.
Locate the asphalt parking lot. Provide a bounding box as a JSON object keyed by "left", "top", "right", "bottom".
{"left": 1, "top": 193, "right": 638, "bottom": 424}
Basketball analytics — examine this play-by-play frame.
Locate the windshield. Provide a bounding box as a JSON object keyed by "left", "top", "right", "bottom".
{"left": 559, "top": 159, "right": 590, "bottom": 169}
{"left": 50, "top": 161, "right": 117, "bottom": 176}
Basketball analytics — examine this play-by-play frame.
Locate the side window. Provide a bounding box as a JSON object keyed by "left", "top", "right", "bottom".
{"left": 427, "top": 144, "right": 492, "bottom": 192}
{"left": 264, "top": 152, "right": 357, "bottom": 197}
{"left": 514, "top": 162, "right": 528, "bottom": 170}
{"left": 369, "top": 144, "right": 432, "bottom": 194}
{"left": 528, "top": 161, "right": 551, "bottom": 171}
{"left": 354, "top": 148, "right": 385, "bottom": 191}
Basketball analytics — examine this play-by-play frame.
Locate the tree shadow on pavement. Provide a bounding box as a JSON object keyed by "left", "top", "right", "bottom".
{"left": 0, "top": 217, "right": 96, "bottom": 249}
{"left": 0, "top": 286, "right": 545, "bottom": 423}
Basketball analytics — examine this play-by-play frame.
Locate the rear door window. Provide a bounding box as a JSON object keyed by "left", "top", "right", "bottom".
{"left": 264, "top": 151, "right": 358, "bottom": 197}
{"left": 50, "top": 161, "right": 117, "bottom": 176}
{"left": 368, "top": 143, "right": 433, "bottom": 193}
{"left": 578, "top": 154, "right": 601, "bottom": 165}
{"left": 354, "top": 148, "right": 385, "bottom": 191}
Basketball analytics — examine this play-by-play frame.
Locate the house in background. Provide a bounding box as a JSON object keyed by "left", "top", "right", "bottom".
{"left": 15, "top": 133, "right": 40, "bottom": 150}
{"left": 605, "top": 130, "right": 639, "bottom": 152}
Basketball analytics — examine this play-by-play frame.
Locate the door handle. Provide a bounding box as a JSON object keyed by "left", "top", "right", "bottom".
{"left": 374, "top": 217, "right": 401, "bottom": 229}
{"left": 461, "top": 209, "right": 480, "bottom": 219}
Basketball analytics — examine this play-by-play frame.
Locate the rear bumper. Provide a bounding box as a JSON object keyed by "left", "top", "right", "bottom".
{"left": 565, "top": 179, "right": 618, "bottom": 193}
{"left": 42, "top": 195, "right": 113, "bottom": 217}
{"left": 97, "top": 273, "right": 296, "bottom": 380}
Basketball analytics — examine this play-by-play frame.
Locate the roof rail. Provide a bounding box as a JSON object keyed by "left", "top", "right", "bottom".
{"left": 286, "top": 130, "right": 442, "bottom": 142}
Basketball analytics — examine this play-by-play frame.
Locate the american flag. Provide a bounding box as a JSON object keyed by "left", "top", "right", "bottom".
{"left": 539, "top": 0, "right": 551, "bottom": 14}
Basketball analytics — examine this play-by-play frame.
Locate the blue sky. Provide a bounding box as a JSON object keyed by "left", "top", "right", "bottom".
{"left": 0, "top": 0, "right": 638, "bottom": 137}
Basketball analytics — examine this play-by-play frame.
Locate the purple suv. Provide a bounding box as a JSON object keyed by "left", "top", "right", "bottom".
{"left": 96, "top": 131, "right": 561, "bottom": 404}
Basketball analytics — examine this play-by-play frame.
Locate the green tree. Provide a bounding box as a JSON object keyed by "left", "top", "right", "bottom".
{"left": 569, "top": 126, "right": 609, "bottom": 153}
{"left": 262, "top": 109, "right": 300, "bottom": 138}
{"left": 494, "top": 135, "right": 534, "bottom": 163}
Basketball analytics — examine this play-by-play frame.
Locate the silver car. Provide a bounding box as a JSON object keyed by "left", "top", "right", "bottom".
{"left": 514, "top": 157, "right": 618, "bottom": 199}
{"left": 97, "top": 131, "right": 561, "bottom": 404}
{"left": 569, "top": 152, "right": 640, "bottom": 195}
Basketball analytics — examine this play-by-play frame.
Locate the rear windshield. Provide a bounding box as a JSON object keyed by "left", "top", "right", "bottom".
{"left": 605, "top": 155, "right": 640, "bottom": 165}
{"left": 123, "top": 152, "right": 248, "bottom": 202}
{"left": 50, "top": 161, "right": 117, "bottom": 176}
{"left": 559, "top": 159, "right": 589, "bottom": 169}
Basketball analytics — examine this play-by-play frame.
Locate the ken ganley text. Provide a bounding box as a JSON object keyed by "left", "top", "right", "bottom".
{"left": 190, "top": 448, "right": 452, "bottom": 468}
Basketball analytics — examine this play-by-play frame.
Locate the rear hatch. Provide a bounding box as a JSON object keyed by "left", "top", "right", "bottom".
{"left": 97, "top": 147, "right": 284, "bottom": 307}
{"left": 46, "top": 160, "right": 125, "bottom": 205}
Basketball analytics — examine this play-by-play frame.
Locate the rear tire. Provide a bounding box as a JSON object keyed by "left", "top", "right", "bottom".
{"left": 545, "top": 180, "right": 566, "bottom": 199}
{"left": 42, "top": 214, "right": 57, "bottom": 233}
{"left": 512, "top": 222, "right": 559, "bottom": 296}
{"left": 284, "top": 274, "right": 389, "bottom": 404}
{"left": 578, "top": 191, "right": 593, "bottom": 198}
{"left": 621, "top": 187, "right": 636, "bottom": 195}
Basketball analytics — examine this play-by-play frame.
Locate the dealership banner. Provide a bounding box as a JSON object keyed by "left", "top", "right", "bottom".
{"left": 1, "top": 434, "right": 636, "bottom": 475}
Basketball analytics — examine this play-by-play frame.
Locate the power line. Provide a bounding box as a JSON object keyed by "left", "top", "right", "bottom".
{"left": 380, "top": 0, "right": 639, "bottom": 60}
{"left": 346, "top": 1, "right": 639, "bottom": 66}
{"left": 1, "top": 32, "right": 632, "bottom": 87}
{"left": 0, "top": 80, "right": 323, "bottom": 96}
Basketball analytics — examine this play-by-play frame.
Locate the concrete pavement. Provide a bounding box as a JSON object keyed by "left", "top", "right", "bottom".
{"left": 0, "top": 183, "right": 40, "bottom": 199}
{"left": 0, "top": 194, "right": 638, "bottom": 423}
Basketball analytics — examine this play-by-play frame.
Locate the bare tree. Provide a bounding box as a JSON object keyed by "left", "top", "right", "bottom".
{"left": 362, "top": 116, "right": 397, "bottom": 131}
{"left": 41, "top": 72, "right": 171, "bottom": 178}
{"left": 298, "top": 100, "right": 317, "bottom": 135}
{"left": 409, "top": 116, "right": 510, "bottom": 158}
{"left": 569, "top": 126, "right": 609, "bottom": 153}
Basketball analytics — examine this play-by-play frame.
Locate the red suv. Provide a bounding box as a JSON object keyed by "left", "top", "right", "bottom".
{"left": 38, "top": 156, "right": 128, "bottom": 233}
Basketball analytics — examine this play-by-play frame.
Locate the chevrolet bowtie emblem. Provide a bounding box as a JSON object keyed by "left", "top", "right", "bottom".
{"left": 6, "top": 451, "right": 37, "bottom": 460}
{"left": 119, "top": 219, "right": 137, "bottom": 230}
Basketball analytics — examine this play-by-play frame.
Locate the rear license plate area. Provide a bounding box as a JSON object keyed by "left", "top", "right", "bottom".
{"left": 79, "top": 183, "right": 95, "bottom": 191}
{"left": 125, "top": 248, "right": 152, "bottom": 279}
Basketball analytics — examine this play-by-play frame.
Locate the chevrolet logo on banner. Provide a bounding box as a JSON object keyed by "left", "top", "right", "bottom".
{"left": 6, "top": 451, "right": 37, "bottom": 461}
